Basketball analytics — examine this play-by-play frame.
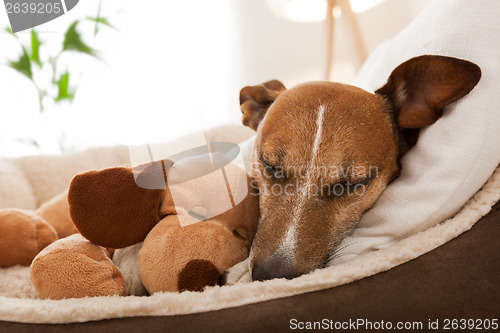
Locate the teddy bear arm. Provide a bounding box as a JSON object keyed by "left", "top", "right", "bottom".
{"left": 0, "top": 210, "right": 58, "bottom": 266}
{"left": 35, "top": 190, "right": 78, "bottom": 238}
{"left": 30, "top": 234, "right": 127, "bottom": 299}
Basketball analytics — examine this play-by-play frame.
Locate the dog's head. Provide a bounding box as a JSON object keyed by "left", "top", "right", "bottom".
{"left": 240, "top": 55, "right": 481, "bottom": 280}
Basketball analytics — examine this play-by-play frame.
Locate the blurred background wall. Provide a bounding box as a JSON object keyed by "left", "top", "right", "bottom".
{"left": 0, "top": 0, "right": 433, "bottom": 157}
{"left": 233, "top": 0, "right": 433, "bottom": 87}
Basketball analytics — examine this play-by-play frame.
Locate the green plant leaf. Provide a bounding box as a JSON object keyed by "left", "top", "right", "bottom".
{"left": 8, "top": 46, "right": 32, "bottom": 79}
{"left": 30, "top": 29, "right": 42, "bottom": 67}
{"left": 86, "top": 16, "right": 113, "bottom": 28}
{"left": 85, "top": 1, "right": 115, "bottom": 35}
{"left": 4, "top": 26, "right": 17, "bottom": 38}
{"left": 62, "top": 21, "right": 97, "bottom": 57}
{"left": 86, "top": 16, "right": 115, "bottom": 35}
{"left": 55, "top": 71, "right": 75, "bottom": 102}
{"left": 16, "top": 138, "right": 41, "bottom": 149}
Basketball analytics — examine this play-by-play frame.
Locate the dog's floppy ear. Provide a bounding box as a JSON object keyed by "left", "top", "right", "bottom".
{"left": 240, "top": 79, "right": 286, "bottom": 130}
{"left": 376, "top": 55, "right": 481, "bottom": 146}
{"left": 68, "top": 160, "right": 174, "bottom": 249}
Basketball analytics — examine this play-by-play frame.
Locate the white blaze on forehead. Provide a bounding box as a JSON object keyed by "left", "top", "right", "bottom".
{"left": 276, "top": 104, "right": 326, "bottom": 262}
{"left": 311, "top": 104, "right": 326, "bottom": 162}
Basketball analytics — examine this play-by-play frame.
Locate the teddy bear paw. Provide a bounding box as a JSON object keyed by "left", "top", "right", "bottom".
{"left": 30, "top": 234, "right": 127, "bottom": 299}
{"left": 0, "top": 210, "right": 58, "bottom": 266}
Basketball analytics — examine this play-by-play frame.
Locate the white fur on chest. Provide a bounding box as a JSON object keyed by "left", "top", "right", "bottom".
{"left": 112, "top": 243, "right": 148, "bottom": 296}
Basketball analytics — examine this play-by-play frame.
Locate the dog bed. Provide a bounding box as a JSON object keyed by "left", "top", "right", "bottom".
{"left": 2, "top": 0, "right": 500, "bottom": 327}
{"left": 0, "top": 121, "right": 499, "bottom": 326}
{"left": 2, "top": 200, "right": 499, "bottom": 332}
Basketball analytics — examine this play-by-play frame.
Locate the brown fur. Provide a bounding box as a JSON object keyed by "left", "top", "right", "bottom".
{"left": 30, "top": 234, "right": 127, "bottom": 299}
{"left": 139, "top": 172, "right": 259, "bottom": 293}
{"left": 240, "top": 55, "right": 481, "bottom": 280}
{"left": 36, "top": 191, "right": 77, "bottom": 238}
{"left": 0, "top": 210, "right": 58, "bottom": 266}
{"left": 28, "top": 160, "right": 259, "bottom": 298}
{"left": 240, "top": 80, "right": 287, "bottom": 130}
{"left": 178, "top": 259, "right": 221, "bottom": 292}
{"left": 68, "top": 160, "right": 174, "bottom": 249}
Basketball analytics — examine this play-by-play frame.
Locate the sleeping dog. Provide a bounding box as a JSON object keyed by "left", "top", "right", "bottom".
{"left": 237, "top": 55, "right": 480, "bottom": 281}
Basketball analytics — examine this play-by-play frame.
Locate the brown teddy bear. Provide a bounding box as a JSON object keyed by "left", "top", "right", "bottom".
{"left": 0, "top": 153, "right": 259, "bottom": 299}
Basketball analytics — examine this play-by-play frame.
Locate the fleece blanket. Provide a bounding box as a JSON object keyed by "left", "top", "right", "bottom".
{"left": 0, "top": 125, "right": 499, "bottom": 324}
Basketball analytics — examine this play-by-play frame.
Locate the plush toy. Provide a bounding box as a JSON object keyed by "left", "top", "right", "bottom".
{"left": 0, "top": 191, "right": 76, "bottom": 267}
{"left": 0, "top": 155, "right": 259, "bottom": 299}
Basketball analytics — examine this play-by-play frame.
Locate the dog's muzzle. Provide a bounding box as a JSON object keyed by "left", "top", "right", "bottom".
{"left": 251, "top": 252, "right": 300, "bottom": 281}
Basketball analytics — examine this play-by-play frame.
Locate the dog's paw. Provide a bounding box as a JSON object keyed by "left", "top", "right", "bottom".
{"left": 221, "top": 258, "right": 251, "bottom": 285}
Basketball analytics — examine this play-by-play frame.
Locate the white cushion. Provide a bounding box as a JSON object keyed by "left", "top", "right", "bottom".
{"left": 331, "top": 0, "right": 500, "bottom": 264}
{"left": 0, "top": 160, "right": 36, "bottom": 210}
{"left": 13, "top": 146, "right": 130, "bottom": 207}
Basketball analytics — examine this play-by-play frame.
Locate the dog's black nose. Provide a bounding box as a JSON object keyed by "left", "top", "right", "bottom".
{"left": 251, "top": 262, "right": 274, "bottom": 281}
{"left": 252, "top": 256, "right": 299, "bottom": 281}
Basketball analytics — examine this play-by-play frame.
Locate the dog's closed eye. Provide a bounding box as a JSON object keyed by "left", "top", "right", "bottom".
{"left": 259, "top": 149, "right": 285, "bottom": 180}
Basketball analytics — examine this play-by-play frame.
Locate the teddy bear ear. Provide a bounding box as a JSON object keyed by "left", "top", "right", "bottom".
{"left": 68, "top": 160, "right": 173, "bottom": 249}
